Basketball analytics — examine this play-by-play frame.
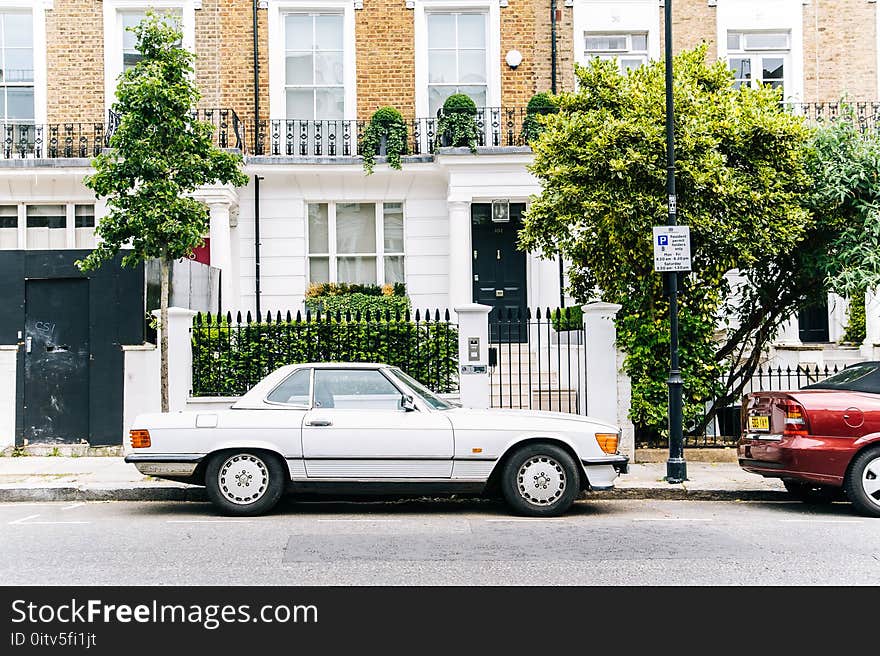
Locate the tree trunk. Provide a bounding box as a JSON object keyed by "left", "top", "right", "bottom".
{"left": 160, "top": 256, "right": 170, "bottom": 413}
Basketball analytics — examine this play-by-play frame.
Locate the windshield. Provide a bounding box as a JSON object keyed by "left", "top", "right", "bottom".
{"left": 388, "top": 368, "right": 455, "bottom": 410}
{"left": 804, "top": 362, "right": 880, "bottom": 392}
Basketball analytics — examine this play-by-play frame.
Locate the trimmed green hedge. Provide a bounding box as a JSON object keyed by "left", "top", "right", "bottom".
{"left": 305, "top": 292, "right": 410, "bottom": 317}
{"left": 551, "top": 306, "right": 584, "bottom": 332}
{"left": 192, "top": 314, "right": 458, "bottom": 396}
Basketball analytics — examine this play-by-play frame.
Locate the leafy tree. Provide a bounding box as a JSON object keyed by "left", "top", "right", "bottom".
{"left": 520, "top": 46, "right": 814, "bottom": 436}
{"left": 77, "top": 12, "right": 248, "bottom": 412}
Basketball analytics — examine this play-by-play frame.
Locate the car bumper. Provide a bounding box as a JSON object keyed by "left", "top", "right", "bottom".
{"left": 737, "top": 434, "right": 849, "bottom": 486}
{"left": 124, "top": 454, "right": 204, "bottom": 478}
{"left": 582, "top": 454, "right": 629, "bottom": 474}
{"left": 581, "top": 455, "right": 629, "bottom": 490}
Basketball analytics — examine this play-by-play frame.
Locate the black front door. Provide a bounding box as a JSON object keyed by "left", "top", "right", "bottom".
{"left": 799, "top": 299, "right": 830, "bottom": 343}
{"left": 472, "top": 203, "right": 528, "bottom": 341}
{"left": 22, "top": 278, "right": 90, "bottom": 444}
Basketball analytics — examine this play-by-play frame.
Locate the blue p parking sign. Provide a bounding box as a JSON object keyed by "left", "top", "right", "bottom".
{"left": 652, "top": 226, "right": 691, "bottom": 272}
{"left": 657, "top": 235, "right": 669, "bottom": 246}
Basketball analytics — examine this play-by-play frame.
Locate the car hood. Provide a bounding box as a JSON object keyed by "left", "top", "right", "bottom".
{"left": 444, "top": 407, "right": 619, "bottom": 432}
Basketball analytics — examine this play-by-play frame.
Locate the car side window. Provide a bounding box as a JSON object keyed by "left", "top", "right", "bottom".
{"left": 266, "top": 368, "right": 311, "bottom": 406}
{"left": 313, "top": 369, "right": 402, "bottom": 410}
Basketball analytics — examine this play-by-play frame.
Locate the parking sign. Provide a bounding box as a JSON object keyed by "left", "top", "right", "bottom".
{"left": 652, "top": 226, "right": 691, "bottom": 272}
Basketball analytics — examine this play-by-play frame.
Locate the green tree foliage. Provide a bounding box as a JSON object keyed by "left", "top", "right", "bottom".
{"left": 520, "top": 47, "right": 814, "bottom": 434}
{"left": 77, "top": 12, "right": 248, "bottom": 411}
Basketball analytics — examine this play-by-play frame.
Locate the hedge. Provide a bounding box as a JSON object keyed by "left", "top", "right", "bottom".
{"left": 192, "top": 312, "right": 459, "bottom": 397}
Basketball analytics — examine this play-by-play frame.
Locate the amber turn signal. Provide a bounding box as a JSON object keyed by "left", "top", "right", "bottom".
{"left": 595, "top": 433, "right": 619, "bottom": 454}
{"left": 130, "top": 429, "right": 151, "bottom": 449}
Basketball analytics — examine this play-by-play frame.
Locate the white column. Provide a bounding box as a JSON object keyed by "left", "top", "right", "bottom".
{"left": 152, "top": 307, "right": 197, "bottom": 412}
{"left": 862, "top": 287, "right": 880, "bottom": 358}
{"left": 454, "top": 303, "right": 492, "bottom": 409}
{"left": 776, "top": 312, "right": 802, "bottom": 346}
{"left": 208, "top": 202, "right": 233, "bottom": 310}
{"left": 447, "top": 200, "right": 472, "bottom": 311}
{"left": 582, "top": 302, "right": 623, "bottom": 428}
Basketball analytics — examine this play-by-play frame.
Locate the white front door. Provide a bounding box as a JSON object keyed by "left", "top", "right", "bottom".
{"left": 302, "top": 368, "right": 454, "bottom": 478}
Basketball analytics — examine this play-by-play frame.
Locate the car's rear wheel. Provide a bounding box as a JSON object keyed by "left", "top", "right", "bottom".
{"left": 844, "top": 446, "right": 880, "bottom": 518}
{"left": 205, "top": 451, "right": 286, "bottom": 516}
{"left": 783, "top": 479, "right": 839, "bottom": 505}
{"left": 500, "top": 443, "right": 580, "bottom": 517}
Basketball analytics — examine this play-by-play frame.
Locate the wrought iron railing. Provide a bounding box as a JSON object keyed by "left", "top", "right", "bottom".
{"left": 784, "top": 101, "right": 880, "bottom": 134}
{"left": 488, "top": 307, "right": 587, "bottom": 416}
{"left": 191, "top": 309, "right": 459, "bottom": 397}
{"left": 637, "top": 363, "right": 845, "bottom": 449}
{"left": 249, "top": 107, "right": 540, "bottom": 157}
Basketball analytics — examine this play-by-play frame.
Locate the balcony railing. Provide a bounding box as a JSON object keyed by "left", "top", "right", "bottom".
{"left": 785, "top": 101, "right": 880, "bottom": 133}
{"left": 249, "top": 107, "right": 539, "bottom": 158}
{"left": 107, "top": 108, "right": 244, "bottom": 151}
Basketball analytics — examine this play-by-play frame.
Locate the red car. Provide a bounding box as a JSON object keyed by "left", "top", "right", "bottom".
{"left": 738, "top": 361, "right": 880, "bottom": 517}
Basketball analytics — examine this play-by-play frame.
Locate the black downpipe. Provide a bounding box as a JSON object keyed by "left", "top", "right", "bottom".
{"left": 252, "top": 1, "right": 262, "bottom": 318}
{"left": 551, "top": 0, "right": 564, "bottom": 306}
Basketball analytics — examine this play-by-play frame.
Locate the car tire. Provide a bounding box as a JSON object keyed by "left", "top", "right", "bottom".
{"left": 844, "top": 446, "right": 880, "bottom": 518}
{"left": 500, "top": 443, "right": 580, "bottom": 517}
{"left": 783, "top": 479, "right": 838, "bottom": 505}
{"left": 205, "top": 451, "right": 286, "bottom": 516}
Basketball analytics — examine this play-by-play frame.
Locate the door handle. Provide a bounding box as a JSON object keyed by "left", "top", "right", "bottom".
{"left": 25, "top": 336, "right": 32, "bottom": 353}
{"left": 307, "top": 419, "right": 332, "bottom": 427}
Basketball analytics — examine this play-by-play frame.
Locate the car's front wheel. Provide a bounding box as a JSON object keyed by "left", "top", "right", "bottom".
{"left": 844, "top": 446, "right": 880, "bottom": 518}
{"left": 500, "top": 444, "right": 580, "bottom": 517}
{"left": 783, "top": 479, "right": 839, "bottom": 505}
{"left": 205, "top": 451, "right": 286, "bottom": 516}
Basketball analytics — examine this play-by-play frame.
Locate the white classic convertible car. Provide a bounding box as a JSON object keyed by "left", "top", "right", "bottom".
{"left": 125, "top": 362, "right": 628, "bottom": 516}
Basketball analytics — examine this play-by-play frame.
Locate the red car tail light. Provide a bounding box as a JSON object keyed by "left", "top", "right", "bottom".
{"left": 779, "top": 399, "right": 810, "bottom": 436}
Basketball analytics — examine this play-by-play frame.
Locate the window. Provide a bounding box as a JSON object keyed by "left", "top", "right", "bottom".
{"left": 427, "top": 12, "right": 487, "bottom": 115}
{"left": 0, "top": 11, "right": 34, "bottom": 124}
{"left": 284, "top": 13, "right": 344, "bottom": 119}
{"left": 121, "top": 11, "right": 146, "bottom": 71}
{"left": 267, "top": 368, "right": 311, "bottom": 406}
{"left": 313, "top": 369, "right": 403, "bottom": 410}
{"left": 307, "top": 202, "right": 405, "bottom": 286}
{"left": 0, "top": 203, "right": 96, "bottom": 250}
{"left": 727, "top": 31, "right": 789, "bottom": 91}
{"left": 0, "top": 204, "right": 16, "bottom": 228}
{"left": 26, "top": 205, "right": 64, "bottom": 229}
{"left": 74, "top": 204, "right": 95, "bottom": 229}
{"left": 584, "top": 32, "right": 648, "bottom": 74}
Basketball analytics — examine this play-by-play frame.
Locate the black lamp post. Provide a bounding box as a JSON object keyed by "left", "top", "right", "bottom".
{"left": 664, "top": 0, "right": 687, "bottom": 483}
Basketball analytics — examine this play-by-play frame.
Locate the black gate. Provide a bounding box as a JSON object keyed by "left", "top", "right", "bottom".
{"left": 488, "top": 308, "right": 587, "bottom": 415}
{"left": 22, "top": 278, "right": 90, "bottom": 443}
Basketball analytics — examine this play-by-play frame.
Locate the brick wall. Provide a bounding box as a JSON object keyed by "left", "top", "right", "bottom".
{"left": 46, "top": 0, "right": 104, "bottom": 124}
{"left": 533, "top": 2, "right": 575, "bottom": 94}
{"left": 355, "top": 0, "right": 415, "bottom": 120}
{"left": 669, "top": 0, "right": 717, "bottom": 61}
{"left": 219, "top": 0, "right": 268, "bottom": 140}
{"left": 501, "top": 0, "right": 537, "bottom": 108}
{"left": 803, "top": 0, "right": 877, "bottom": 102}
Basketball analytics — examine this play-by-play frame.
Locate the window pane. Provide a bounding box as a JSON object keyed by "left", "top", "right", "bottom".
{"left": 428, "top": 13, "right": 455, "bottom": 48}
{"left": 308, "top": 203, "right": 329, "bottom": 253}
{"left": 27, "top": 205, "right": 65, "bottom": 229}
{"left": 336, "top": 203, "right": 376, "bottom": 253}
{"left": 285, "top": 53, "right": 314, "bottom": 85}
{"left": 313, "top": 369, "right": 401, "bottom": 409}
{"left": 0, "top": 205, "right": 17, "bottom": 229}
{"left": 619, "top": 57, "right": 646, "bottom": 73}
{"left": 267, "top": 368, "right": 311, "bottom": 405}
{"left": 74, "top": 205, "right": 95, "bottom": 228}
{"left": 315, "top": 88, "right": 344, "bottom": 119}
{"left": 428, "top": 51, "right": 456, "bottom": 83}
{"left": 309, "top": 257, "right": 329, "bottom": 283}
{"left": 744, "top": 32, "right": 788, "bottom": 50}
{"left": 384, "top": 256, "right": 405, "bottom": 284}
{"left": 315, "top": 52, "right": 343, "bottom": 85}
{"left": 762, "top": 58, "right": 784, "bottom": 80}
{"left": 7, "top": 87, "right": 33, "bottom": 121}
{"left": 457, "top": 85, "right": 486, "bottom": 108}
{"left": 631, "top": 33, "right": 647, "bottom": 51}
{"left": 337, "top": 256, "right": 377, "bottom": 284}
{"left": 428, "top": 86, "right": 455, "bottom": 116}
{"left": 383, "top": 203, "right": 404, "bottom": 252}
{"left": 122, "top": 13, "right": 145, "bottom": 50}
{"left": 286, "top": 89, "right": 314, "bottom": 119}
{"left": 585, "top": 35, "right": 627, "bottom": 51}
{"left": 458, "top": 13, "right": 486, "bottom": 49}
{"left": 459, "top": 50, "right": 486, "bottom": 84}
{"left": 315, "top": 14, "right": 343, "bottom": 50}
{"left": 729, "top": 57, "right": 751, "bottom": 80}
{"left": 4, "top": 48, "right": 33, "bottom": 83}
{"left": 3, "top": 13, "right": 33, "bottom": 48}
{"left": 285, "top": 14, "right": 313, "bottom": 51}
{"left": 726, "top": 32, "right": 740, "bottom": 51}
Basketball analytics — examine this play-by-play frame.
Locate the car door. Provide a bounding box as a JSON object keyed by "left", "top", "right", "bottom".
{"left": 301, "top": 368, "right": 454, "bottom": 478}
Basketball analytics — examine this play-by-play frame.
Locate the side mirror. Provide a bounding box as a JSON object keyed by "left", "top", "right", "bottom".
{"left": 401, "top": 395, "right": 417, "bottom": 412}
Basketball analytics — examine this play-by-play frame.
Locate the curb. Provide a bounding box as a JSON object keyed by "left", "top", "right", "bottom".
{"left": 0, "top": 486, "right": 788, "bottom": 503}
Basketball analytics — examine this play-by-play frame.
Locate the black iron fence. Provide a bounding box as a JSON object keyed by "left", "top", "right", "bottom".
{"left": 785, "top": 101, "right": 880, "bottom": 134}
{"left": 191, "top": 309, "right": 458, "bottom": 397}
{"left": 249, "top": 107, "right": 538, "bottom": 157}
{"left": 637, "top": 364, "right": 844, "bottom": 449}
{"left": 488, "top": 307, "right": 587, "bottom": 415}
{"left": 0, "top": 123, "right": 110, "bottom": 159}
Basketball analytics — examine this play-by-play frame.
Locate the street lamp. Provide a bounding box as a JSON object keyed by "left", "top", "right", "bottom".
{"left": 664, "top": 0, "right": 687, "bottom": 483}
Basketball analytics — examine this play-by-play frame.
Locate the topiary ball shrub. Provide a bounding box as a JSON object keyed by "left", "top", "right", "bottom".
{"left": 361, "top": 106, "right": 409, "bottom": 174}
{"left": 522, "top": 91, "right": 558, "bottom": 144}
{"left": 436, "top": 94, "right": 480, "bottom": 151}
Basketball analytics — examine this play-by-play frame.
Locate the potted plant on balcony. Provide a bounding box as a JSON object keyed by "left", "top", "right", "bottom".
{"left": 436, "top": 93, "right": 479, "bottom": 152}
{"left": 521, "top": 92, "right": 557, "bottom": 144}
{"left": 361, "top": 106, "right": 409, "bottom": 175}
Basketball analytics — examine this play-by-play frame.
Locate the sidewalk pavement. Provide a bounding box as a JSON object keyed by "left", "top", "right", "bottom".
{"left": 0, "top": 456, "right": 787, "bottom": 503}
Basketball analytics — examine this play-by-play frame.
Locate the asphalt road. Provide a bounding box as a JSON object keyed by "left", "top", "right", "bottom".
{"left": 1, "top": 498, "right": 878, "bottom": 586}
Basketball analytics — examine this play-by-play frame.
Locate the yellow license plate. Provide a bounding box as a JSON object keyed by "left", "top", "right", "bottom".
{"left": 748, "top": 415, "right": 770, "bottom": 431}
